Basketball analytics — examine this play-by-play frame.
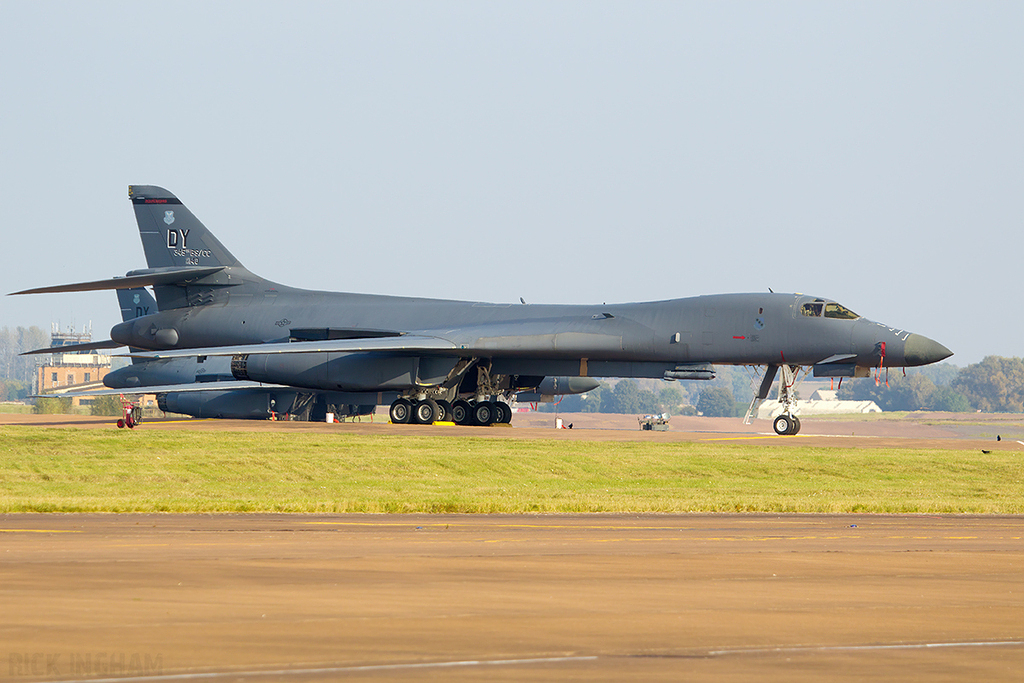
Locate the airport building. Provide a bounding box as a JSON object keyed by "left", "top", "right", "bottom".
{"left": 37, "top": 354, "right": 112, "bottom": 394}
{"left": 35, "top": 326, "right": 160, "bottom": 412}
{"left": 35, "top": 326, "right": 111, "bottom": 400}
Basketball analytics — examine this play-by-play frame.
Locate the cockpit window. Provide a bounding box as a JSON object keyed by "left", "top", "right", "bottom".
{"left": 801, "top": 299, "right": 860, "bottom": 319}
{"left": 824, "top": 302, "right": 859, "bottom": 320}
{"left": 801, "top": 301, "right": 823, "bottom": 317}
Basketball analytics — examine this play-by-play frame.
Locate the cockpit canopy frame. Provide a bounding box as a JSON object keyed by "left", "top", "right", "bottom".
{"left": 799, "top": 298, "right": 860, "bottom": 321}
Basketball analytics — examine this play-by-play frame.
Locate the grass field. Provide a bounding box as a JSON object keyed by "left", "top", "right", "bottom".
{"left": 1, "top": 426, "right": 1022, "bottom": 513}
{"left": 0, "top": 403, "right": 36, "bottom": 414}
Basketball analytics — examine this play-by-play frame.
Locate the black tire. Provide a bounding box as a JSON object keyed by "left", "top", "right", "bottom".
{"left": 773, "top": 414, "right": 792, "bottom": 436}
{"left": 494, "top": 402, "right": 512, "bottom": 424}
{"left": 789, "top": 415, "right": 801, "bottom": 435}
{"left": 413, "top": 399, "right": 438, "bottom": 424}
{"left": 389, "top": 398, "right": 412, "bottom": 424}
{"left": 472, "top": 401, "right": 494, "bottom": 426}
{"left": 452, "top": 400, "right": 472, "bottom": 425}
{"left": 436, "top": 400, "right": 453, "bottom": 422}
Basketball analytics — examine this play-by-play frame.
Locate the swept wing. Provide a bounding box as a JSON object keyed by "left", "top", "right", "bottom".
{"left": 38, "top": 380, "right": 296, "bottom": 398}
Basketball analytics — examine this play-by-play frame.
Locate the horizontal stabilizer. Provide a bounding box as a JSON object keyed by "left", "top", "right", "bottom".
{"left": 9, "top": 267, "right": 225, "bottom": 296}
{"left": 126, "top": 335, "right": 458, "bottom": 360}
{"left": 21, "top": 340, "right": 123, "bottom": 356}
{"left": 37, "top": 380, "right": 296, "bottom": 398}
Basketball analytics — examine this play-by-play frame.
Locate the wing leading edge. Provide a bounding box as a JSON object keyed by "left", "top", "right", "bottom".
{"left": 36, "top": 380, "right": 297, "bottom": 398}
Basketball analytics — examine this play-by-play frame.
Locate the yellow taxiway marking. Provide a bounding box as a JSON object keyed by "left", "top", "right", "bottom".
{"left": 0, "top": 529, "right": 82, "bottom": 533}
{"left": 700, "top": 435, "right": 811, "bottom": 441}
{"left": 302, "top": 521, "right": 712, "bottom": 530}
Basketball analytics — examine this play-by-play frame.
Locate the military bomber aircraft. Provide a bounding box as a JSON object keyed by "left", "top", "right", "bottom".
{"left": 12, "top": 185, "right": 952, "bottom": 434}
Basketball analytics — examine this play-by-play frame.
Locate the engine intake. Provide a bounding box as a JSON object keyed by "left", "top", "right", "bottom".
{"left": 231, "top": 354, "right": 250, "bottom": 380}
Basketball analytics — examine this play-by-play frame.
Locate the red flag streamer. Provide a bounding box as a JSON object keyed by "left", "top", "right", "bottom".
{"left": 875, "top": 342, "right": 887, "bottom": 387}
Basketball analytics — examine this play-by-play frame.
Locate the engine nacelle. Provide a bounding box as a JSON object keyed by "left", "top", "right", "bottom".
{"left": 158, "top": 390, "right": 301, "bottom": 419}
{"left": 514, "top": 376, "right": 601, "bottom": 403}
{"left": 230, "top": 353, "right": 458, "bottom": 391}
{"left": 105, "top": 356, "right": 234, "bottom": 389}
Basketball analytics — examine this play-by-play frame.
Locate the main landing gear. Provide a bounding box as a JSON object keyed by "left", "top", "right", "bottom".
{"left": 389, "top": 398, "right": 512, "bottom": 426}
{"left": 389, "top": 398, "right": 449, "bottom": 424}
{"left": 389, "top": 362, "right": 516, "bottom": 426}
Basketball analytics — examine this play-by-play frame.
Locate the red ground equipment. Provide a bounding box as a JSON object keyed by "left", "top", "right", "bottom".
{"left": 116, "top": 395, "right": 143, "bottom": 429}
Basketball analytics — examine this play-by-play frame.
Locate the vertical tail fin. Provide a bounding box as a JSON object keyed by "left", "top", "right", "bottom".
{"left": 128, "top": 185, "right": 242, "bottom": 269}
{"left": 116, "top": 287, "right": 158, "bottom": 322}
{"left": 115, "top": 287, "right": 158, "bottom": 362}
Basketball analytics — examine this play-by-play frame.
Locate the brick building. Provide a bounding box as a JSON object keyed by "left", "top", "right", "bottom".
{"left": 35, "top": 326, "right": 112, "bottom": 408}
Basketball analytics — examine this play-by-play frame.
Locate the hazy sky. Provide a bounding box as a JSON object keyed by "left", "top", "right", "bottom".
{"left": 2, "top": 2, "right": 1021, "bottom": 365}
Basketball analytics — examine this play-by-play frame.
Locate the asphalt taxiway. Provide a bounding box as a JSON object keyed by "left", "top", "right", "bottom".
{"left": 2, "top": 513, "right": 1023, "bottom": 682}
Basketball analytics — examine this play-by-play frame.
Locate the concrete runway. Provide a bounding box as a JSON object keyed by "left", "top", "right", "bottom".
{"left": 3, "top": 513, "right": 1023, "bottom": 682}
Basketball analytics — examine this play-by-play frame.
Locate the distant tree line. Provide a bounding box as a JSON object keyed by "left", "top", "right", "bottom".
{"left": 837, "top": 371, "right": 969, "bottom": 412}
{"left": 540, "top": 357, "right": 1024, "bottom": 416}
{"left": 538, "top": 380, "right": 687, "bottom": 415}
{"left": 0, "top": 326, "right": 49, "bottom": 400}
{"left": 839, "top": 356, "right": 1024, "bottom": 413}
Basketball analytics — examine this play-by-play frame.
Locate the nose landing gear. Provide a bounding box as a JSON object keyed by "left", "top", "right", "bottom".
{"left": 745, "top": 364, "right": 804, "bottom": 435}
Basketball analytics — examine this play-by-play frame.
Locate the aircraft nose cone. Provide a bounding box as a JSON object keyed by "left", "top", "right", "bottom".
{"left": 903, "top": 334, "right": 953, "bottom": 366}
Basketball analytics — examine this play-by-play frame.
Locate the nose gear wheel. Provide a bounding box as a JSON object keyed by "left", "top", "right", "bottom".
{"left": 773, "top": 413, "right": 801, "bottom": 436}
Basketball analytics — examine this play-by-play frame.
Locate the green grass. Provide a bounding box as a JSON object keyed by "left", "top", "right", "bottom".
{"left": 1, "top": 427, "right": 1022, "bottom": 513}
{"left": 0, "top": 404, "right": 35, "bottom": 414}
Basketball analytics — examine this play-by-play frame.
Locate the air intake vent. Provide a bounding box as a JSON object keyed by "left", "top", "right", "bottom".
{"left": 230, "top": 354, "right": 250, "bottom": 380}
